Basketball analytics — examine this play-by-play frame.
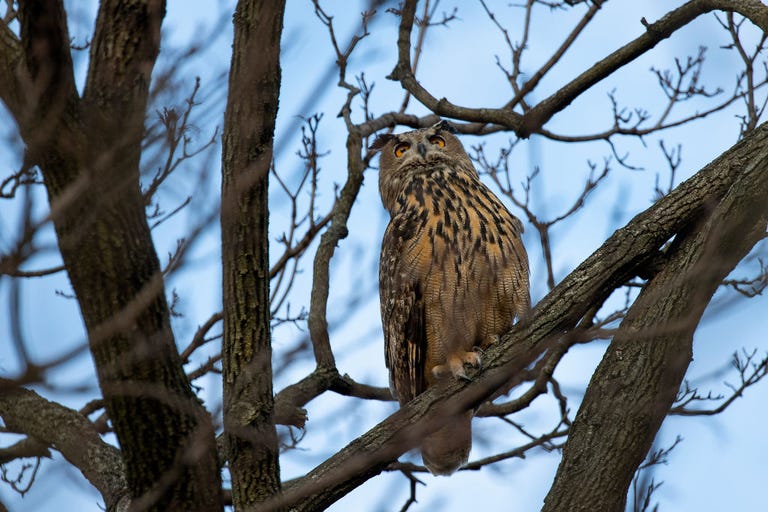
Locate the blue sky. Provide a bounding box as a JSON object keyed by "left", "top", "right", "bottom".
{"left": 1, "top": 1, "right": 767, "bottom": 511}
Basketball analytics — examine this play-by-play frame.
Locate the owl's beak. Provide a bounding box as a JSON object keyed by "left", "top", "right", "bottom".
{"left": 417, "top": 143, "right": 427, "bottom": 158}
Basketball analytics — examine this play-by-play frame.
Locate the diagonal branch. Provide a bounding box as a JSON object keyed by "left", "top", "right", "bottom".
{"left": 387, "top": 0, "right": 768, "bottom": 138}
{"left": 519, "top": 0, "right": 768, "bottom": 136}
{"left": 270, "top": 123, "right": 768, "bottom": 511}
{"left": 0, "top": 381, "right": 129, "bottom": 510}
{"left": 542, "top": 118, "right": 768, "bottom": 511}
{"left": 490, "top": 0, "right": 607, "bottom": 112}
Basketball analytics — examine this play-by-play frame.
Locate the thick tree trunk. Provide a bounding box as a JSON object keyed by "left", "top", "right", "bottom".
{"left": 221, "top": 0, "right": 286, "bottom": 507}
{"left": 542, "top": 132, "right": 768, "bottom": 511}
{"left": 3, "top": 2, "right": 223, "bottom": 510}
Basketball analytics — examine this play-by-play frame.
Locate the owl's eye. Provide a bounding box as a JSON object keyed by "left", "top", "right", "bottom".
{"left": 429, "top": 135, "right": 446, "bottom": 148}
{"left": 394, "top": 142, "right": 410, "bottom": 158}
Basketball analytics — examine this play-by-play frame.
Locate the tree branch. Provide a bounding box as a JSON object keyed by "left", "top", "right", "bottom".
{"left": 0, "top": 381, "right": 129, "bottom": 511}
{"left": 388, "top": 0, "right": 524, "bottom": 130}
{"left": 521, "top": 0, "right": 768, "bottom": 135}
{"left": 306, "top": 131, "right": 368, "bottom": 369}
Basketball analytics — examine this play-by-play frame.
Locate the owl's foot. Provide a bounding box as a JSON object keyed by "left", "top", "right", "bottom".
{"left": 432, "top": 351, "right": 482, "bottom": 382}
{"left": 479, "top": 334, "right": 500, "bottom": 349}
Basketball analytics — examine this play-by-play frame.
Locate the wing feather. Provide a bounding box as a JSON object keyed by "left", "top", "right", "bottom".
{"left": 380, "top": 215, "right": 427, "bottom": 404}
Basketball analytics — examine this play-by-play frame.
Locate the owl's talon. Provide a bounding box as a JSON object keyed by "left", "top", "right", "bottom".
{"left": 462, "top": 350, "right": 482, "bottom": 368}
{"left": 479, "top": 334, "right": 500, "bottom": 350}
{"left": 432, "top": 351, "right": 482, "bottom": 381}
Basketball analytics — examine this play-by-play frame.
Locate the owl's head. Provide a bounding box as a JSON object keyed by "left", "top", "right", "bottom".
{"left": 370, "top": 120, "right": 474, "bottom": 213}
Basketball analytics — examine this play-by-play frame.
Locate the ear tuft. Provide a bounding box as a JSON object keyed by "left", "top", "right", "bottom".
{"left": 432, "top": 119, "right": 457, "bottom": 134}
{"left": 369, "top": 134, "right": 396, "bottom": 151}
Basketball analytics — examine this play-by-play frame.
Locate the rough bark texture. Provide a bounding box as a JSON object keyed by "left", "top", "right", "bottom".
{"left": 542, "top": 131, "right": 768, "bottom": 511}
{"left": 221, "top": 0, "right": 286, "bottom": 507}
{"left": 0, "top": 381, "right": 129, "bottom": 510}
{"left": 1, "top": 2, "right": 222, "bottom": 510}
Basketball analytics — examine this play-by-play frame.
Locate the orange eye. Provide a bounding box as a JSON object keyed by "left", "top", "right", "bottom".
{"left": 429, "top": 135, "right": 446, "bottom": 148}
{"left": 394, "top": 142, "right": 410, "bottom": 158}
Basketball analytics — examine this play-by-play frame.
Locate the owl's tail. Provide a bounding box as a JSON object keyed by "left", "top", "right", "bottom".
{"left": 421, "top": 410, "right": 472, "bottom": 476}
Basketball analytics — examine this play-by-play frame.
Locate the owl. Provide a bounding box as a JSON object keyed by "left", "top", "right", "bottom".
{"left": 372, "top": 120, "right": 530, "bottom": 475}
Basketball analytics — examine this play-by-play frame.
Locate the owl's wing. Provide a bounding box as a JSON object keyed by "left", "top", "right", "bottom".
{"left": 380, "top": 216, "right": 427, "bottom": 405}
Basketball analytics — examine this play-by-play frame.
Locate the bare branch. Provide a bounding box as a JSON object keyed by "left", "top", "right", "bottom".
{"left": 462, "top": 427, "right": 568, "bottom": 471}
{"left": 143, "top": 77, "right": 218, "bottom": 203}
{"left": 0, "top": 438, "right": 50, "bottom": 466}
{"left": 630, "top": 436, "right": 682, "bottom": 512}
{"left": 180, "top": 311, "right": 224, "bottom": 363}
{"left": 722, "top": 256, "right": 768, "bottom": 296}
{"left": 0, "top": 381, "right": 128, "bottom": 509}
{"left": 671, "top": 350, "right": 768, "bottom": 416}
{"left": 396, "top": 469, "right": 424, "bottom": 512}
{"left": 0, "top": 457, "right": 41, "bottom": 497}
{"left": 312, "top": 1, "right": 375, "bottom": 127}
{"left": 387, "top": 0, "right": 768, "bottom": 139}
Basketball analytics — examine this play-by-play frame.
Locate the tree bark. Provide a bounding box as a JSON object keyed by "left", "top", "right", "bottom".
{"left": 542, "top": 132, "right": 768, "bottom": 511}
{"left": 2, "top": 2, "right": 222, "bottom": 510}
{"left": 221, "top": 0, "right": 286, "bottom": 507}
{"left": 0, "top": 381, "right": 128, "bottom": 510}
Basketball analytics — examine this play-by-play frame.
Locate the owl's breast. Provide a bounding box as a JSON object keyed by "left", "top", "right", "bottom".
{"left": 394, "top": 169, "right": 519, "bottom": 275}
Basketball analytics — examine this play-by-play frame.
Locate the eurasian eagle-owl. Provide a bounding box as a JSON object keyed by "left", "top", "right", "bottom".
{"left": 372, "top": 120, "right": 530, "bottom": 475}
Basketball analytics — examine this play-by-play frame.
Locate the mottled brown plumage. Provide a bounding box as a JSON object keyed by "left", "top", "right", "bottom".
{"left": 373, "top": 121, "right": 530, "bottom": 475}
